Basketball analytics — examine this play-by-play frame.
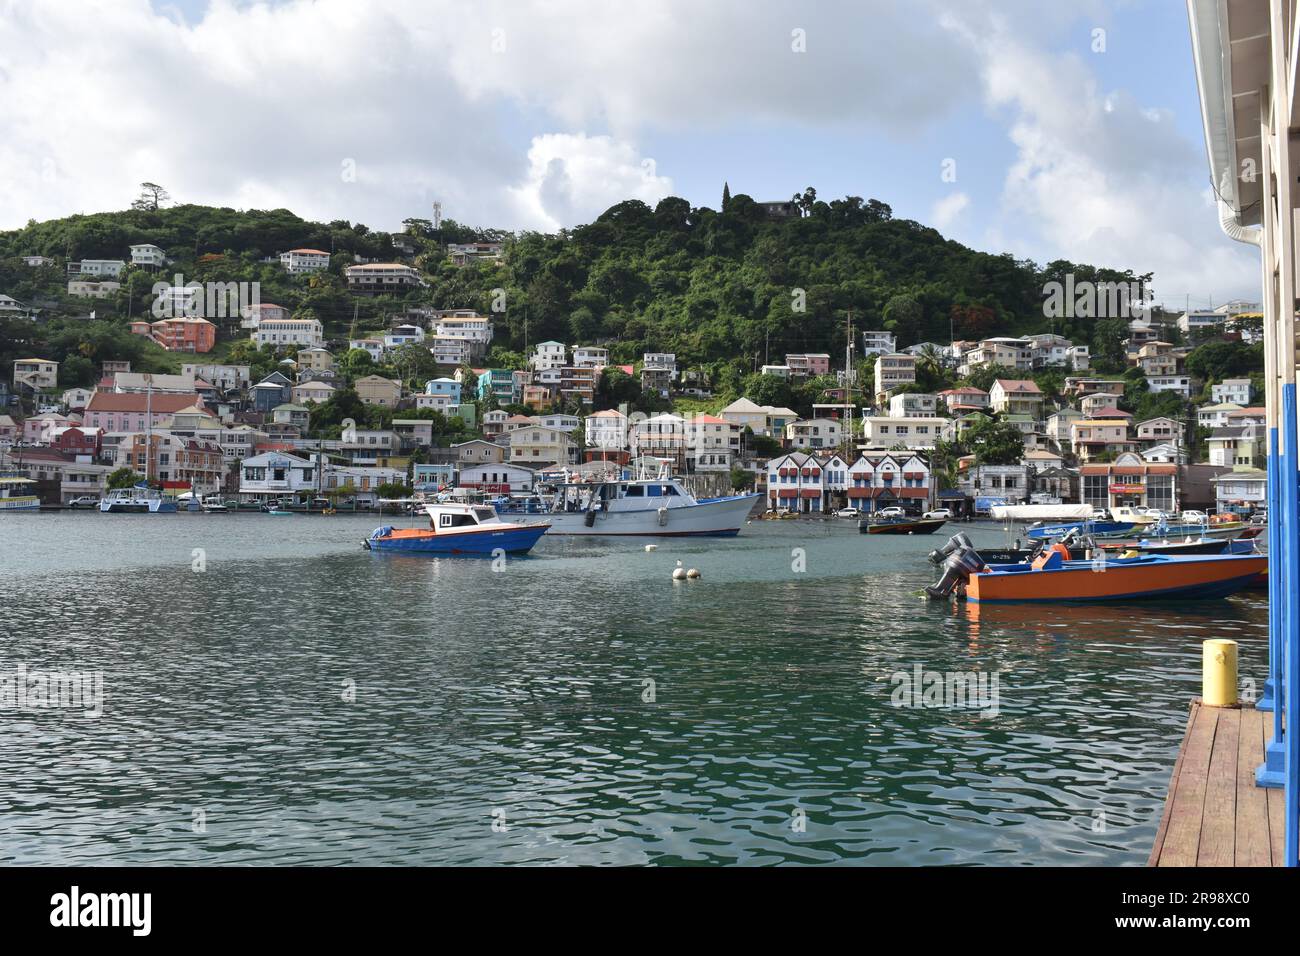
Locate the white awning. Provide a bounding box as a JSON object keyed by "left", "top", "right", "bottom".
{"left": 991, "top": 504, "right": 1093, "bottom": 521}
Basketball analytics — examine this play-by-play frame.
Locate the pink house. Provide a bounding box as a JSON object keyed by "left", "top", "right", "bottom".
{"left": 23, "top": 412, "right": 79, "bottom": 444}
{"left": 82, "top": 392, "right": 205, "bottom": 432}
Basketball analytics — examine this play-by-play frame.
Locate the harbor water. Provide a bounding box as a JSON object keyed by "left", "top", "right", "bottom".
{"left": 0, "top": 512, "right": 1268, "bottom": 865}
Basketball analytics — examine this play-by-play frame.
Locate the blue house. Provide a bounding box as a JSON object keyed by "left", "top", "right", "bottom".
{"left": 424, "top": 377, "right": 462, "bottom": 403}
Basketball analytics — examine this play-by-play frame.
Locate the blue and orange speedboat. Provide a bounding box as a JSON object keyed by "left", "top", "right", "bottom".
{"left": 365, "top": 503, "right": 549, "bottom": 555}
{"left": 926, "top": 533, "right": 1266, "bottom": 603}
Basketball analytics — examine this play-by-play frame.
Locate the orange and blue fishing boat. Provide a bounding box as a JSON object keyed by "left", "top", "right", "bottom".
{"left": 365, "top": 502, "right": 549, "bottom": 555}
{"left": 967, "top": 550, "right": 1266, "bottom": 603}
{"left": 926, "top": 533, "right": 1266, "bottom": 603}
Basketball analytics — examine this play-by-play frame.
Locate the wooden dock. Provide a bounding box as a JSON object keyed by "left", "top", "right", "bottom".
{"left": 1149, "top": 700, "right": 1285, "bottom": 867}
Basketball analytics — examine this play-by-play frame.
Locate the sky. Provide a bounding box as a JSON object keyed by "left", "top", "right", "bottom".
{"left": 0, "top": 0, "right": 1260, "bottom": 309}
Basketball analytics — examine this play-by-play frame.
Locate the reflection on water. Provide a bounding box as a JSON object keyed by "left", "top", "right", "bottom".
{"left": 0, "top": 514, "right": 1268, "bottom": 865}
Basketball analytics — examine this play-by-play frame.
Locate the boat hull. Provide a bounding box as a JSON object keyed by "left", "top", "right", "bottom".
{"left": 861, "top": 518, "right": 947, "bottom": 535}
{"left": 544, "top": 493, "right": 758, "bottom": 537}
{"left": 967, "top": 554, "right": 1267, "bottom": 603}
{"left": 367, "top": 523, "right": 549, "bottom": 555}
{"left": 1026, "top": 520, "right": 1134, "bottom": 540}
{"left": 0, "top": 496, "right": 40, "bottom": 511}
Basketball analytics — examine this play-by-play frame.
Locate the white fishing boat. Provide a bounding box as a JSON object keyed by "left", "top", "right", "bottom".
{"left": 543, "top": 464, "right": 759, "bottom": 537}
{"left": 0, "top": 474, "right": 40, "bottom": 511}
{"left": 99, "top": 485, "right": 178, "bottom": 514}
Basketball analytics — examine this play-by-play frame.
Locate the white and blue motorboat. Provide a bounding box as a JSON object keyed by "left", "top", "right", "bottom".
{"left": 365, "top": 502, "right": 549, "bottom": 555}
{"left": 99, "top": 485, "right": 178, "bottom": 513}
{"left": 543, "top": 465, "right": 759, "bottom": 537}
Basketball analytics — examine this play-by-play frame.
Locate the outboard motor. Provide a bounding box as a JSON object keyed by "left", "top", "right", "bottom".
{"left": 926, "top": 533, "right": 986, "bottom": 599}
{"left": 927, "top": 531, "right": 975, "bottom": 565}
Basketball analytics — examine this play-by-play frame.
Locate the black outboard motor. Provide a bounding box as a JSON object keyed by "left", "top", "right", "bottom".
{"left": 926, "top": 533, "right": 986, "bottom": 599}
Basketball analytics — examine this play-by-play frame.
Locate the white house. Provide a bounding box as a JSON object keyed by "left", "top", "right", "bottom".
{"left": 572, "top": 346, "right": 608, "bottom": 368}
{"left": 459, "top": 462, "right": 535, "bottom": 493}
{"left": 530, "top": 341, "right": 567, "bottom": 371}
{"left": 785, "top": 418, "right": 842, "bottom": 450}
{"left": 1211, "top": 378, "right": 1252, "bottom": 405}
{"left": 861, "top": 415, "right": 941, "bottom": 450}
{"left": 280, "top": 249, "right": 331, "bottom": 274}
{"left": 887, "top": 392, "right": 938, "bottom": 418}
{"left": 861, "top": 330, "right": 897, "bottom": 357}
{"left": 845, "top": 452, "right": 932, "bottom": 514}
{"left": 767, "top": 452, "right": 826, "bottom": 513}
{"left": 687, "top": 414, "right": 739, "bottom": 471}
{"left": 1146, "top": 374, "right": 1192, "bottom": 397}
{"left": 585, "top": 409, "right": 628, "bottom": 451}
{"left": 129, "top": 243, "right": 166, "bottom": 267}
{"left": 255, "top": 318, "right": 324, "bottom": 348}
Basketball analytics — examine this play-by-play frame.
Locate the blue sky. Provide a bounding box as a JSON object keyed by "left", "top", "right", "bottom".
{"left": 0, "top": 0, "right": 1257, "bottom": 307}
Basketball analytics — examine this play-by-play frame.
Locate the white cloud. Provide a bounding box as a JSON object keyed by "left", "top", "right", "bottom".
{"left": 937, "top": 2, "right": 1259, "bottom": 304}
{"left": 508, "top": 134, "right": 672, "bottom": 231}
{"left": 0, "top": 0, "right": 975, "bottom": 232}
{"left": 931, "top": 192, "right": 970, "bottom": 231}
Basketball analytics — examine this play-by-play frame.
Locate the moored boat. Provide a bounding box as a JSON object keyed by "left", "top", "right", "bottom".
{"left": 365, "top": 502, "right": 550, "bottom": 555}
{"left": 859, "top": 516, "right": 947, "bottom": 535}
{"left": 0, "top": 474, "right": 40, "bottom": 511}
{"left": 927, "top": 531, "right": 1265, "bottom": 603}
{"left": 98, "top": 485, "right": 178, "bottom": 513}
{"left": 543, "top": 466, "right": 758, "bottom": 537}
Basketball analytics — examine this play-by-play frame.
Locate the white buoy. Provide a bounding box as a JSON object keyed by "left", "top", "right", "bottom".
{"left": 686, "top": 567, "right": 701, "bottom": 579}
{"left": 645, "top": 544, "right": 657, "bottom": 552}
{"left": 672, "top": 559, "right": 686, "bottom": 580}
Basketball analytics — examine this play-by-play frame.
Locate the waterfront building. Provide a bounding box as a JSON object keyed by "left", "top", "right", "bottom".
{"left": 846, "top": 452, "right": 932, "bottom": 513}
{"left": 458, "top": 462, "right": 534, "bottom": 493}
{"left": 1211, "top": 467, "right": 1268, "bottom": 514}
{"left": 1078, "top": 452, "right": 1176, "bottom": 513}
{"left": 687, "top": 414, "right": 739, "bottom": 472}
{"left": 766, "top": 452, "right": 826, "bottom": 513}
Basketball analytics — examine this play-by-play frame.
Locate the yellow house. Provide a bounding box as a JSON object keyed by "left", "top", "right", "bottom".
{"left": 354, "top": 374, "right": 402, "bottom": 407}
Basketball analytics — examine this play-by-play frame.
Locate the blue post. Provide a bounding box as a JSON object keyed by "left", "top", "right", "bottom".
{"left": 1259, "top": 429, "right": 1280, "bottom": 711}
{"left": 1258, "top": 426, "right": 1286, "bottom": 787}
{"left": 1284, "top": 384, "right": 1299, "bottom": 866}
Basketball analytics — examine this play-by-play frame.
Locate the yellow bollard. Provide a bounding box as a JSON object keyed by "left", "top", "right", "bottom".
{"left": 1202, "top": 639, "right": 1238, "bottom": 707}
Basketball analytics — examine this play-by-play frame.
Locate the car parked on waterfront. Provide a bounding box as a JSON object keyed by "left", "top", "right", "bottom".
{"left": 923, "top": 508, "right": 951, "bottom": 520}
{"left": 1181, "top": 509, "right": 1209, "bottom": 524}
{"left": 67, "top": 496, "right": 100, "bottom": 509}
{"left": 877, "top": 506, "right": 906, "bottom": 519}
{"left": 835, "top": 507, "right": 860, "bottom": 518}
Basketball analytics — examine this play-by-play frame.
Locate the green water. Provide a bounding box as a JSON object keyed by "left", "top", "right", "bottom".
{"left": 0, "top": 512, "right": 1268, "bottom": 865}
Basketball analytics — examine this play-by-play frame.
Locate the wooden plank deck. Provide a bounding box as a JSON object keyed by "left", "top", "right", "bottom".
{"left": 1149, "top": 700, "right": 1284, "bottom": 867}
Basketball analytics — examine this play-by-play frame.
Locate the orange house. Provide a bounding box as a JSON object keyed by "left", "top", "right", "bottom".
{"left": 130, "top": 317, "right": 217, "bottom": 353}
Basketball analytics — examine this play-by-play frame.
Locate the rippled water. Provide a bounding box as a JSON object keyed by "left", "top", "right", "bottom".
{"left": 0, "top": 512, "right": 1268, "bottom": 865}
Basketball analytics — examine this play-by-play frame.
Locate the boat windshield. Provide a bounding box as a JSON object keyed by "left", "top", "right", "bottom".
{"left": 473, "top": 507, "right": 497, "bottom": 523}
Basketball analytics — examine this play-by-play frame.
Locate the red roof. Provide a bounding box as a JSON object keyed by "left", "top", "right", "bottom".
{"left": 85, "top": 393, "right": 203, "bottom": 414}
{"left": 1091, "top": 407, "right": 1132, "bottom": 418}
{"left": 995, "top": 379, "right": 1041, "bottom": 393}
